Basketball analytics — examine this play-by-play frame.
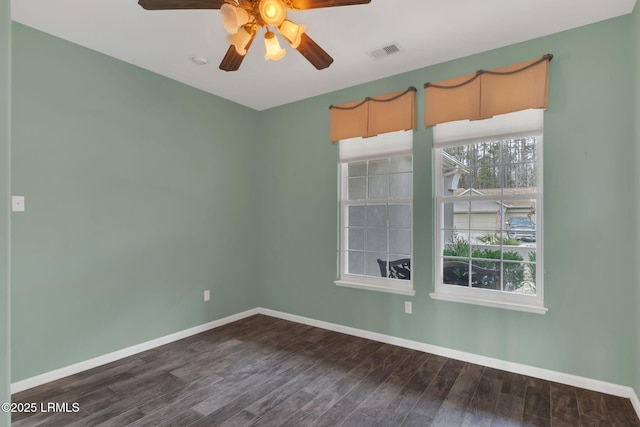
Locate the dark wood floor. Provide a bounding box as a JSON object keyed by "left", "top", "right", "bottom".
{"left": 11, "top": 314, "right": 640, "bottom": 427}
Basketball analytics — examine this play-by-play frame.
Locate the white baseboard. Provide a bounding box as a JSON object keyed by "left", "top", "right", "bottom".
{"left": 632, "top": 391, "right": 640, "bottom": 420}
{"left": 10, "top": 308, "right": 259, "bottom": 394}
{"left": 11, "top": 305, "right": 640, "bottom": 422}
{"left": 256, "top": 307, "right": 640, "bottom": 418}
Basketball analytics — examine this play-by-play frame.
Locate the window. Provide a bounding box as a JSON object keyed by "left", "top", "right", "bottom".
{"left": 431, "top": 109, "right": 546, "bottom": 313}
{"left": 335, "top": 131, "right": 414, "bottom": 296}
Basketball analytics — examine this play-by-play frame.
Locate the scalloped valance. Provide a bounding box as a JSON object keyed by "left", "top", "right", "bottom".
{"left": 424, "top": 54, "right": 552, "bottom": 127}
{"left": 329, "top": 87, "right": 417, "bottom": 142}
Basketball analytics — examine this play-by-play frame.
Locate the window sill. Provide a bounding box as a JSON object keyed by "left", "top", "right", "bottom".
{"left": 429, "top": 292, "right": 547, "bottom": 314}
{"left": 335, "top": 280, "right": 416, "bottom": 296}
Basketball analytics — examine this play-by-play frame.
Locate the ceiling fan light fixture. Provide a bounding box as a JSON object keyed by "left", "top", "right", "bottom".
{"left": 264, "top": 31, "right": 286, "bottom": 61}
{"left": 259, "top": 0, "right": 287, "bottom": 26}
{"left": 278, "top": 20, "right": 306, "bottom": 48}
{"left": 227, "top": 27, "right": 253, "bottom": 56}
{"left": 220, "top": 3, "right": 249, "bottom": 34}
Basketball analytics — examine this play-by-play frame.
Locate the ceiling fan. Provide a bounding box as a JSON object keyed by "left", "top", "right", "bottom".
{"left": 137, "top": 0, "right": 372, "bottom": 71}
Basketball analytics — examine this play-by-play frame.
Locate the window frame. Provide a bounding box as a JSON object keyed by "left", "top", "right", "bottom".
{"left": 334, "top": 132, "right": 415, "bottom": 297}
{"left": 430, "top": 110, "right": 546, "bottom": 314}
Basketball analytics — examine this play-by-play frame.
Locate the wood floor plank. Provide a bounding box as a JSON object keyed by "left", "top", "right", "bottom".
{"left": 492, "top": 392, "right": 524, "bottom": 425}
{"left": 549, "top": 382, "right": 579, "bottom": 424}
{"left": 602, "top": 393, "right": 640, "bottom": 426}
{"left": 522, "top": 377, "right": 550, "bottom": 420}
{"left": 521, "top": 412, "right": 550, "bottom": 427}
{"left": 403, "top": 372, "right": 456, "bottom": 423}
{"left": 375, "top": 353, "right": 438, "bottom": 426}
{"left": 576, "top": 387, "right": 610, "bottom": 421}
{"left": 469, "top": 374, "right": 502, "bottom": 416}
{"left": 501, "top": 372, "right": 527, "bottom": 398}
{"left": 217, "top": 409, "right": 261, "bottom": 427}
{"left": 9, "top": 315, "right": 640, "bottom": 427}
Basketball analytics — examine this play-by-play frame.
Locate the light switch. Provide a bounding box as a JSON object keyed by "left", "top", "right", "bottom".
{"left": 11, "top": 196, "right": 25, "bottom": 212}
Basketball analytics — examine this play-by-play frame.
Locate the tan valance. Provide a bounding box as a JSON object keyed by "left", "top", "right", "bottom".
{"left": 330, "top": 87, "right": 417, "bottom": 142}
{"left": 424, "top": 54, "right": 552, "bottom": 127}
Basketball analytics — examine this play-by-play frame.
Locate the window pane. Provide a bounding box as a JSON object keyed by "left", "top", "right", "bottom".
{"left": 347, "top": 227, "right": 365, "bottom": 250}
{"left": 443, "top": 258, "right": 470, "bottom": 286}
{"left": 389, "top": 204, "right": 411, "bottom": 228}
{"left": 504, "top": 201, "right": 537, "bottom": 243}
{"left": 366, "top": 205, "right": 387, "bottom": 228}
{"left": 368, "top": 159, "right": 389, "bottom": 175}
{"left": 390, "top": 156, "right": 412, "bottom": 173}
{"left": 348, "top": 205, "right": 365, "bottom": 227}
{"left": 471, "top": 234, "right": 502, "bottom": 259}
{"left": 443, "top": 233, "right": 469, "bottom": 257}
{"left": 366, "top": 252, "right": 386, "bottom": 277}
{"left": 390, "top": 173, "right": 412, "bottom": 198}
{"left": 504, "top": 137, "right": 537, "bottom": 164}
{"left": 470, "top": 260, "right": 500, "bottom": 290}
{"left": 348, "top": 162, "right": 367, "bottom": 177}
{"left": 348, "top": 177, "right": 366, "bottom": 200}
{"left": 347, "top": 251, "right": 365, "bottom": 275}
{"left": 441, "top": 151, "right": 469, "bottom": 196}
{"left": 366, "top": 228, "right": 387, "bottom": 252}
{"left": 503, "top": 261, "right": 535, "bottom": 294}
{"left": 368, "top": 175, "right": 389, "bottom": 199}
{"left": 444, "top": 146, "right": 471, "bottom": 167}
{"left": 389, "top": 229, "right": 411, "bottom": 255}
{"left": 451, "top": 200, "right": 470, "bottom": 241}
{"left": 503, "top": 164, "right": 537, "bottom": 191}
{"left": 503, "top": 137, "right": 537, "bottom": 190}
{"left": 388, "top": 255, "right": 411, "bottom": 280}
{"left": 467, "top": 142, "right": 501, "bottom": 192}
{"left": 468, "top": 199, "right": 502, "bottom": 239}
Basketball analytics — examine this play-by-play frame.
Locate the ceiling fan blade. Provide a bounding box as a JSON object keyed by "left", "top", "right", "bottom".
{"left": 295, "top": 33, "right": 333, "bottom": 70}
{"left": 219, "top": 34, "right": 256, "bottom": 71}
{"left": 138, "top": 0, "right": 225, "bottom": 10}
{"left": 287, "top": 0, "right": 370, "bottom": 10}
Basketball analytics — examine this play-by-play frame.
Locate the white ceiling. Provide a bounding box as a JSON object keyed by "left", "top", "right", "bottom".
{"left": 11, "top": 0, "right": 637, "bottom": 111}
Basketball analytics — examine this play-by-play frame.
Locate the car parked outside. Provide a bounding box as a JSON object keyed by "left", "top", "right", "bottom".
{"left": 506, "top": 217, "right": 536, "bottom": 242}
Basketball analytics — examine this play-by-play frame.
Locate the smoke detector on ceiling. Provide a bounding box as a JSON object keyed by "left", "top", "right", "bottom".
{"left": 367, "top": 42, "right": 403, "bottom": 60}
{"left": 191, "top": 56, "right": 209, "bottom": 66}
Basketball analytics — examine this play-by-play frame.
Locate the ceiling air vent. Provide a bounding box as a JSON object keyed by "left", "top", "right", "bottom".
{"left": 367, "top": 43, "right": 403, "bottom": 60}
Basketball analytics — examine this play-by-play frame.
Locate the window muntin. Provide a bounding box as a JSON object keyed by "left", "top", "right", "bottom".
{"left": 432, "top": 111, "right": 544, "bottom": 313}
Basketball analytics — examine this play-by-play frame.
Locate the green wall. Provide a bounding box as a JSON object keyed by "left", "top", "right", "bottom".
{"left": 258, "top": 15, "right": 637, "bottom": 387}
{"left": 11, "top": 23, "right": 261, "bottom": 381}
{"left": 0, "top": 0, "right": 10, "bottom": 424}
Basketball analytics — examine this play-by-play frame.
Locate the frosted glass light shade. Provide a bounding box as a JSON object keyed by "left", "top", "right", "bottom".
{"left": 264, "top": 31, "right": 286, "bottom": 61}
{"left": 221, "top": 3, "right": 249, "bottom": 34}
{"left": 227, "top": 27, "right": 253, "bottom": 56}
{"left": 259, "top": 0, "right": 286, "bottom": 26}
{"left": 278, "top": 20, "right": 305, "bottom": 48}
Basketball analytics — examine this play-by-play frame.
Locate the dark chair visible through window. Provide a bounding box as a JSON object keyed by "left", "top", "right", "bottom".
{"left": 377, "top": 258, "right": 411, "bottom": 280}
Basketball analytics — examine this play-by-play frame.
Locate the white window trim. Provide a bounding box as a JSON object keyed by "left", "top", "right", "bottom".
{"left": 430, "top": 110, "right": 546, "bottom": 314}
{"left": 335, "top": 131, "right": 415, "bottom": 296}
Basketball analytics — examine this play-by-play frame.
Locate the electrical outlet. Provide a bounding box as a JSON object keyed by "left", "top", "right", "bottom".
{"left": 204, "top": 290, "right": 210, "bottom": 301}
{"left": 404, "top": 301, "right": 412, "bottom": 314}
{"left": 12, "top": 196, "right": 25, "bottom": 212}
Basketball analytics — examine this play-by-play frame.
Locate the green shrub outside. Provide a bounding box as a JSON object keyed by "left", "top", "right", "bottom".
{"left": 443, "top": 235, "right": 525, "bottom": 289}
